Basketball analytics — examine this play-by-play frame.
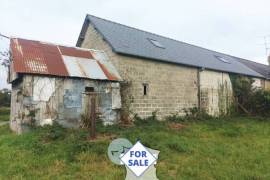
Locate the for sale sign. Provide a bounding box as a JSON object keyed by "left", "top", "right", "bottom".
{"left": 120, "top": 141, "right": 157, "bottom": 177}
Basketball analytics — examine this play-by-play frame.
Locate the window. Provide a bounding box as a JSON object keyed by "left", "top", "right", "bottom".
{"left": 148, "top": 39, "right": 165, "bottom": 49}
{"left": 85, "top": 87, "right": 94, "bottom": 92}
{"left": 214, "top": 55, "right": 231, "bottom": 64}
{"left": 143, "top": 83, "right": 148, "bottom": 96}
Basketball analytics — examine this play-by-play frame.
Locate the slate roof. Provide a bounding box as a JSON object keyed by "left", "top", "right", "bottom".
{"left": 77, "top": 14, "right": 264, "bottom": 78}
{"left": 233, "top": 57, "right": 270, "bottom": 79}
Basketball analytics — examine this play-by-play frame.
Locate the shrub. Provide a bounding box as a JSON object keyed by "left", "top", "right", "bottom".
{"left": 166, "top": 113, "right": 185, "bottom": 122}
{"left": 230, "top": 75, "right": 270, "bottom": 116}
{"left": 41, "top": 123, "right": 66, "bottom": 141}
{"left": 184, "top": 107, "right": 212, "bottom": 121}
{"left": 0, "top": 90, "right": 10, "bottom": 107}
{"left": 249, "top": 89, "right": 270, "bottom": 116}
{"left": 134, "top": 111, "right": 159, "bottom": 125}
{"left": 166, "top": 107, "right": 212, "bottom": 122}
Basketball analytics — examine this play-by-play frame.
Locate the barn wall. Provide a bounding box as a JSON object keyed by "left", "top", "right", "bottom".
{"left": 265, "top": 80, "right": 270, "bottom": 90}
{"left": 10, "top": 79, "right": 24, "bottom": 132}
{"left": 10, "top": 75, "right": 121, "bottom": 134}
{"left": 81, "top": 24, "right": 199, "bottom": 119}
{"left": 200, "top": 70, "right": 233, "bottom": 116}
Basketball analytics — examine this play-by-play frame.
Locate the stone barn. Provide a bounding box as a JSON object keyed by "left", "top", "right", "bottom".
{"left": 76, "top": 14, "right": 265, "bottom": 119}
{"left": 8, "top": 38, "right": 122, "bottom": 134}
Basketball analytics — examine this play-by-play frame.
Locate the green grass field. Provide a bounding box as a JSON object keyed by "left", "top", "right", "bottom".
{"left": 0, "top": 107, "right": 10, "bottom": 122}
{"left": 0, "top": 113, "right": 270, "bottom": 179}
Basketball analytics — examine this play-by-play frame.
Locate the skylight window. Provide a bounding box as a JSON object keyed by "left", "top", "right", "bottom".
{"left": 214, "top": 55, "right": 231, "bottom": 64}
{"left": 148, "top": 39, "right": 165, "bottom": 49}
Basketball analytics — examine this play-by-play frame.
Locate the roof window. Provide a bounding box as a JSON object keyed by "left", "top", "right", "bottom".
{"left": 148, "top": 39, "right": 165, "bottom": 49}
{"left": 214, "top": 55, "right": 231, "bottom": 64}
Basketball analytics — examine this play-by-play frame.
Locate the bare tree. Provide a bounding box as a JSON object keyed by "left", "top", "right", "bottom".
{"left": 0, "top": 49, "right": 10, "bottom": 68}
{"left": 0, "top": 34, "right": 11, "bottom": 68}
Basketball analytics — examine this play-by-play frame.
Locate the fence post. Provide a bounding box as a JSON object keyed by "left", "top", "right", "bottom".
{"left": 90, "top": 96, "right": 96, "bottom": 139}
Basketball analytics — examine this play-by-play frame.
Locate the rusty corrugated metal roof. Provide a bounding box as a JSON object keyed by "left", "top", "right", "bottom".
{"left": 10, "top": 38, "right": 121, "bottom": 81}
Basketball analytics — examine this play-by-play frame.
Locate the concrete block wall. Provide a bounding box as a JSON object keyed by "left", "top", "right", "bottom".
{"left": 265, "top": 80, "right": 270, "bottom": 90}
{"left": 200, "top": 70, "right": 233, "bottom": 116}
{"left": 81, "top": 24, "right": 198, "bottom": 119}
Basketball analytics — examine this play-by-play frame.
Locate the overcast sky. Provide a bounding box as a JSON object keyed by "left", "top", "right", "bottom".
{"left": 1, "top": 0, "right": 270, "bottom": 89}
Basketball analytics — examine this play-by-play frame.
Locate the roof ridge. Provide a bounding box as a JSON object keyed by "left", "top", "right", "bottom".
{"left": 231, "top": 55, "right": 269, "bottom": 67}
{"left": 87, "top": 14, "right": 187, "bottom": 44}
{"left": 12, "top": 37, "right": 106, "bottom": 53}
{"left": 87, "top": 14, "right": 257, "bottom": 61}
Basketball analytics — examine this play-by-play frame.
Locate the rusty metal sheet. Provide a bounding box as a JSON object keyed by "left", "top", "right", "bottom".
{"left": 10, "top": 38, "right": 122, "bottom": 81}
{"left": 62, "top": 56, "right": 107, "bottom": 80}
{"left": 11, "top": 38, "right": 68, "bottom": 76}
{"left": 91, "top": 50, "right": 122, "bottom": 81}
{"left": 59, "top": 46, "right": 93, "bottom": 59}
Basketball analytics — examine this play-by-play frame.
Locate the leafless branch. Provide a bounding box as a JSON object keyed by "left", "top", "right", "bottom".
{"left": 0, "top": 33, "right": 10, "bottom": 39}
{"left": 0, "top": 48, "right": 11, "bottom": 68}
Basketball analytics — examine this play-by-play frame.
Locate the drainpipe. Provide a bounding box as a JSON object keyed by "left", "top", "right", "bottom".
{"left": 197, "top": 68, "right": 201, "bottom": 110}
{"left": 197, "top": 67, "right": 204, "bottom": 111}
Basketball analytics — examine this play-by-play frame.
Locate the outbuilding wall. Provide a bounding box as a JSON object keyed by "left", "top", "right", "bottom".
{"left": 10, "top": 74, "right": 121, "bottom": 133}
{"left": 200, "top": 70, "right": 233, "bottom": 116}
{"left": 265, "top": 80, "right": 270, "bottom": 90}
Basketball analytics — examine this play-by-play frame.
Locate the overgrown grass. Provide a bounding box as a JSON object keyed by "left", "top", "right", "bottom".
{"left": 0, "top": 107, "right": 10, "bottom": 122}
{"left": 0, "top": 116, "right": 270, "bottom": 179}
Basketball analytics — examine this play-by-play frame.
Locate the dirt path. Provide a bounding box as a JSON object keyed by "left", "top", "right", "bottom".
{"left": 0, "top": 122, "right": 8, "bottom": 126}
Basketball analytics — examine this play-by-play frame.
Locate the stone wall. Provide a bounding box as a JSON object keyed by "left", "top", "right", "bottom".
{"left": 81, "top": 24, "right": 199, "bottom": 119}
{"left": 265, "top": 80, "right": 270, "bottom": 90}
{"left": 10, "top": 75, "right": 121, "bottom": 133}
{"left": 260, "top": 78, "right": 270, "bottom": 91}
{"left": 199, "top": 70, "right": 233, "bottom": 116}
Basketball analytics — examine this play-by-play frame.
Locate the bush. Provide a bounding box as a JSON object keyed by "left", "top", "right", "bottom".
{"left": 166, "top": 113, "right": 185, "bottom": 122}
{"left": 41, "top": 123, "right": 66, "bottom": 141}
{"left": 184, "top": 107, "right": 212, "bottom": 121}
{"left": 230, "top": 75, "right": 270, "bottom": 116}
{"left": 0, "top": 90, "right": 10, "bottom": 107}
{"left": 134, "top": 111, "right": 159, "bottom": 125}
{"left": 165, "top": 107, "right": 213, "bottom": 122}
{"left": 249, "top": 89, "right": 270, "bottom": 116}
